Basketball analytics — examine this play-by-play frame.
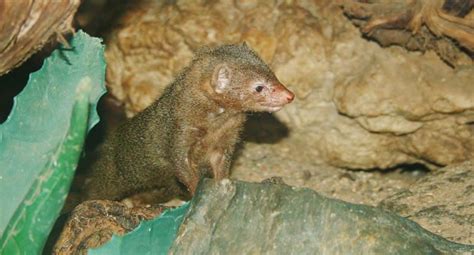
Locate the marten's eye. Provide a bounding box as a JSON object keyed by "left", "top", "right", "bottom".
{"left": 255, "top": 85, "right": 264, "bottom": 93}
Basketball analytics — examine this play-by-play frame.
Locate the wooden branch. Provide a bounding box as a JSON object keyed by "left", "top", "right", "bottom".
{"left": 341, "top": 0, "right": 473, "bottom": 67}
{"left": 0, "top": 0, "right": 80, "bottom": 75}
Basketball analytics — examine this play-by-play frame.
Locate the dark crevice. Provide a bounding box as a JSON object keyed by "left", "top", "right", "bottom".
{"left": 345, "top": 162, "right": 432, "bottom": 178}
{"left": 0, "top": 55, "right": 45, "bottom": 123}
{"left": 395, "top": 163, "right": 431, "bottom": 176}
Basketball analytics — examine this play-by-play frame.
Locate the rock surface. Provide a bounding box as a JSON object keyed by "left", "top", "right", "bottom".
{"left": 231, "top": 134, "right": 473, "bottom": 244}
{"left": 53, "top": 179, "right": 473, "bottom": 254}
{"left": 53, "top": 200, "right": 165, "bottom": 255}
{"left": 170, "top": 179, "right": 474, "bottom": 254}
{"left": 380, "top": 160, "right": 474, "bottom": 244}
{"left": 104, "top": 0, "right": 474, "bottom": 170}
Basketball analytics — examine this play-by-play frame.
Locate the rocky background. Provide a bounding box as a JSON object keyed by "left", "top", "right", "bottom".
{"left": 102, "top": 0, "right": 474, "bottom": 170}
{"left": 1, "top": 0, "right": 473, "bottom": 246}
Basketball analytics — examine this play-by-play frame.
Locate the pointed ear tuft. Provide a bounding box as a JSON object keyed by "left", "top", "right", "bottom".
{"left": 213, "top": 64, "right": 232, "bottom": 94}
{"left": 242, "top": 41, "right": 249, "bottom": 48}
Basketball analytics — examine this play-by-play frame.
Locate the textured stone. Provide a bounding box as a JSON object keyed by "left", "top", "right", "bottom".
{"left": 170, "top": 179, "right": 474, "bottom": 254}
{"left": 53, "top": 176, "right": 474, "bottom": 253}
{"left": 380, "top": 160, "right": 474, "bottom": 244}
{"left": 53, "top": 200, "right": 165, "bottom": 255}
{"left": 104, "top": 0, "right": 474, "bottom": 169}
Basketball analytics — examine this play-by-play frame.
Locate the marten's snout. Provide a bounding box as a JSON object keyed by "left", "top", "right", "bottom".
{"left": 273, "top": 83, "right": 295, "bottom": 105}
{"left": 286, "top": 90, "right": 295, "bottom": 103}
{"left": 256, "top": 81, "right": 294, "bottom": 112}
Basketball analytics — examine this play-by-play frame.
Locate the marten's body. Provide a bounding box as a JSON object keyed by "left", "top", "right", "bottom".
{"left": 84, "top": 44, "right": 294, "bottom": 201}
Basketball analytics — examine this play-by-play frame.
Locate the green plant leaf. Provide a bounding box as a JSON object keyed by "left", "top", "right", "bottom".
{"left": 0, "top": 30, "right": 106, "bottom": 253}
{"left": 89, "top": 203, "right": 190, "bottom": 255}
{"left": 0, "top": 80, "right": 92, "bottom": 254}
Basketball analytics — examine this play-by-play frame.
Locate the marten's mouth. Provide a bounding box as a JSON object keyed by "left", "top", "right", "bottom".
{"left": 260, "top": 104, "right": 283, "bottom": 112}
{"left": 267, "top": 106, "right": 283, "bottom": 112}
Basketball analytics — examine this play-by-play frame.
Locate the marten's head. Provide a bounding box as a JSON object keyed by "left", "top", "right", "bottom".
{"left": 199, "top": 43, "right": 294, "bottom": 112}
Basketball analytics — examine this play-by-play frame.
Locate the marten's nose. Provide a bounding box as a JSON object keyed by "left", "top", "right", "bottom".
{"left": 274, "top": 82, "right": 295, "bottom": 104}
{"left": 286, "top": 91, "right": 295, "bottom": 102}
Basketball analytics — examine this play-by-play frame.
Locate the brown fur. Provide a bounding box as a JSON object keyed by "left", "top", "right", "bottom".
{"left": 83, "top": 43, "right": 294, "bottom": 202}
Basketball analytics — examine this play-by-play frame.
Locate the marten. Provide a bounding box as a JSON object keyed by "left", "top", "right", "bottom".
{"left": 83, "top": 43, "right": 295, "bottom": 202}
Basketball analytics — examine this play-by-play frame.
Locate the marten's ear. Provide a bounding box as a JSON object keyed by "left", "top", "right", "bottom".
{"left": 213, "top": 64, "right": 232, "bottom": 94}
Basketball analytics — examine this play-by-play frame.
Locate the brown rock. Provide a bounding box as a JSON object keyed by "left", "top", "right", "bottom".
{"left": 380, "top": 160, "right": 474, "bottom": 244}
{"left": 53, "top": 200, "right": 165, "bottom": 255}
